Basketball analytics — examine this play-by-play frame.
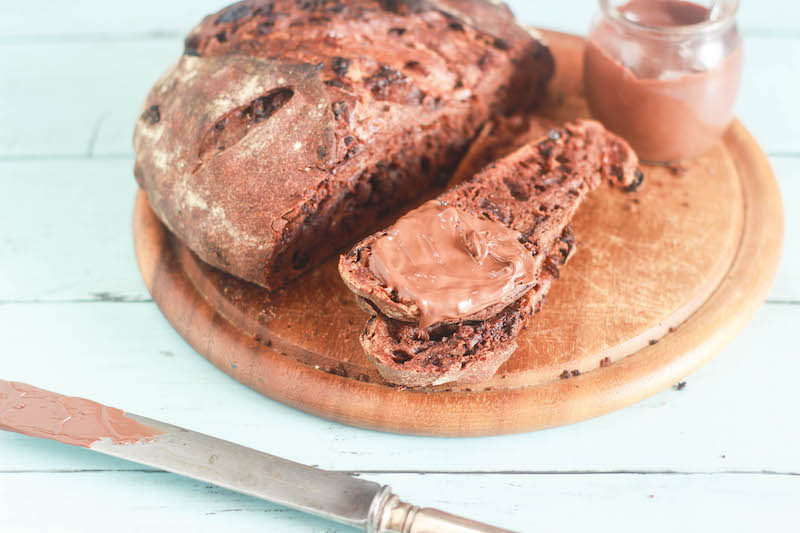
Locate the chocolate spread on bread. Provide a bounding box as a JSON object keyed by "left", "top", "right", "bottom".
{"left": 340, "top": 120, "right": 642, "bottom": 387}
{"left": 361, "top": 227, "right": 574, "bottom": 388}
{"left": 368, "top": 200, "right": 536, "bottom": 328}
{"left": 133, "top": 0, "right": 554, "bottom": 290}
{"left": 340, "top": 120, "right": 642, "bottom": 327}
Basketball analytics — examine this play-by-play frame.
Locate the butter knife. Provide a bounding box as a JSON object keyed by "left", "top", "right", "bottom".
{"left": 0, "top": 380, "right": 513, "bottom": 533}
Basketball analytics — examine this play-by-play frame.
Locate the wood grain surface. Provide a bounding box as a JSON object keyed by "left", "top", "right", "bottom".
{"left": 133, "top": 32, "right": 782, "bottom": 436}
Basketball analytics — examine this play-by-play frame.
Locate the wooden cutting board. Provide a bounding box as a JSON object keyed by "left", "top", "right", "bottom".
{"left": 132, "top": 31, "right": 783, "bottom": 436}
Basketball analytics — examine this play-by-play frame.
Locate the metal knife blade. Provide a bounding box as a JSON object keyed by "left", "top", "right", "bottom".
{"left": 93, "top": 414, "right": 381, "bottom": 529}
{"left": 0, "top": 380, "right": 514, "bottom": 532}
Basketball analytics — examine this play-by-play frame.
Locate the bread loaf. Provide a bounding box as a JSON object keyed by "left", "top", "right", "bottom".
{"left": 133, "top": 0, "right": 554, "bottom": 289}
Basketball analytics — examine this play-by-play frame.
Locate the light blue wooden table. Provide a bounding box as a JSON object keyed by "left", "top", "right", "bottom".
{"left": 1, "top": 2, "right": 797, "bottom": 531}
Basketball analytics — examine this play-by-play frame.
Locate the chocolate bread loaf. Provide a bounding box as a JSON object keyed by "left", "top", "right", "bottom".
{"left": 339, "top": 120, "right": 642, "bottom": 327}
{"left": 133, "top": 0, "right": 554, "bottom": 289}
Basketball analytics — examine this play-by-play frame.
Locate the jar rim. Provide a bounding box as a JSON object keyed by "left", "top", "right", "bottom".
{"left": 599, "top": 0, "right": 739, "bottom": 37}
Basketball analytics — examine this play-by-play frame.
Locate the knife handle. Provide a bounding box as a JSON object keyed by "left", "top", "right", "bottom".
{"left": 368, "top": 486, "right": 516, "bottom": 533}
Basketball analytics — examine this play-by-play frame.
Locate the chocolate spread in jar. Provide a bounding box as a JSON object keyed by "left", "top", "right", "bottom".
{"left": 367, "top": 200, "right": 535, "bottom": 328}
{"left": 584, "top": 0, "right": 742, "bottom": 162}
{"left": 0, "top": 380, "right": 162, "bottom": 448}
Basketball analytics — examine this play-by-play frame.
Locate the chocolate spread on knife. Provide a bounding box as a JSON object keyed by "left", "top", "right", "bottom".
{"left": 584, "top": 0, "right": 742, "bottom": 162}
{"left": 0, "top": 380, "right": 162, "bottom": 448}
{"left": 367, "top": 200, "right": 535, "bottom": 329}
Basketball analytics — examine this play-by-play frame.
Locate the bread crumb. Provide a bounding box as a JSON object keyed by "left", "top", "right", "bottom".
{"left": 667, "top": 163, "right": 688, "bottom": 177}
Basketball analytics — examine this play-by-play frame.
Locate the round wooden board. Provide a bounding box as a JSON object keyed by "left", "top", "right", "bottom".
{"left": 133, "top": 31, "right": 783, "bottom": 436}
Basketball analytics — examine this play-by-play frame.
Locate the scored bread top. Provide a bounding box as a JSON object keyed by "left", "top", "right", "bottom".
{"left": 133, "top": 0, "right": 554, "bottom": 289}
{"left": 339, "top": 119, "right": 643, "bottom": 327}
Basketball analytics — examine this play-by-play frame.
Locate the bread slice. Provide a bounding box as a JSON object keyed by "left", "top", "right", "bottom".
{"left": 361, "top": 226, "right": 575, "bottom": 387}
{"left": 338, "top": 119, "right": 642, "bottom": 327}
{"left": 133, "top": 0, "right": 554, "bottom": 290}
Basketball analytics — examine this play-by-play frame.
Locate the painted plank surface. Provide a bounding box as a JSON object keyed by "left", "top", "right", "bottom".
{"left": 1, "top": 1, "right": 796, "bottom": 38}
{"left": 1, "top": 302, "right": 798, "bottom": 473}
{"left": 1, "top": 471, "right": 797, "bottom": 532}
{"left": 771, "top": 158, "right": 799, "bottom": 302}
{"left": 2, "top": 157, "right": 792, "bottom": 304}
{"left": 0, "top": 159, "right": 146, "bottom": 302}
{"left": 0, "top": 40, "right": 178, "bottom": 158}
{"left": 1, "top": 38, "right": 799, "bottom": 158}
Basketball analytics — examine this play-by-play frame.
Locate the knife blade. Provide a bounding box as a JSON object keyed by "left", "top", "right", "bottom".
{"left": 94, "top": 413, "right": 383, "bottom": 528}
{"left": 0, "top": 380, "right": 514, "bottom": 533}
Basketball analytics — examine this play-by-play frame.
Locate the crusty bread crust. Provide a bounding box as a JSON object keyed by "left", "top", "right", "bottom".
{"left": 362, "top": 287, "right": 542, "bottom": 388}
{"left": 363, "top": 314, "right": 521, "bottom": 388}
{"left": 133, "top": 0, "right": 554, "bottom": 289}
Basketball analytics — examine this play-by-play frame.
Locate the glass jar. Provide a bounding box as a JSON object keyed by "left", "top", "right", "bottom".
{"left": 583, "top": 0, "right": 742, "bottom": 163}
